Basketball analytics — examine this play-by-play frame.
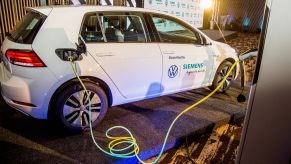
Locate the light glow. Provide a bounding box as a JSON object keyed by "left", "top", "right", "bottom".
{"left": 201, "top": 0, "right": 212, "bottom": 9}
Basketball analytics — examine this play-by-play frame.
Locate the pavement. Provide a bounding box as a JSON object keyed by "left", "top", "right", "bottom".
{"left": 0, "top": 81, "right": 247, "bottom": 163}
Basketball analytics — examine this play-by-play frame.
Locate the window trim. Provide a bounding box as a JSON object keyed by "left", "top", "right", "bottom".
{"left": 79, "top": 11, "right": 151, "bottom": 44}
{"left": 143, "top": 13, "right": 160, "bottom": 42}
{"left": 97, "top": 13, "right": 107, "bottom": 42}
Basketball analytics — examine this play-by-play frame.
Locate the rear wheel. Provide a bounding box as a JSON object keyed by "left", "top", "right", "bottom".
{"left": 53, "top": 81, "right": 108, "bottom": 133}
{"left": 210, "top": 61, "right": 235, "bottom": 92}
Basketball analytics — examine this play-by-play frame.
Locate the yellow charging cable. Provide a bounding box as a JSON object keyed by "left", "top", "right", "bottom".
{"left": 70, "top": 57, "right": 238, "bottom": 164}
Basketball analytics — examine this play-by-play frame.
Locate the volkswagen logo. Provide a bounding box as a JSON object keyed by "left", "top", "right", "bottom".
{"left": 168, "top": 65, "right": 179, "bottom": 78}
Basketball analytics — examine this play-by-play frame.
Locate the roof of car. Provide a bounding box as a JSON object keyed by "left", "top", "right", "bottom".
{"left": 28, "top": 5, "right": 167, "bottom": 16}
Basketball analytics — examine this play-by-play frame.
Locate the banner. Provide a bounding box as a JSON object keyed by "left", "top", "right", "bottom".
{"left": 144, "top": 0, "right": 204, "bottom": 28}
{"left": 100, "top": 0, "right": 113, "bottom": 5}
{"left": 127, "top": 0, "right": 137, "bottom": 7}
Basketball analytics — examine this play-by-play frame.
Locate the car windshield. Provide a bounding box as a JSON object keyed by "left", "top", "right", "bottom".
{"left": 8, "top": 11, "right": 46, "bottom": 44}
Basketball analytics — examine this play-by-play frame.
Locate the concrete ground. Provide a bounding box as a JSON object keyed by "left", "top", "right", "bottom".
{"left": 0, "top": 32, "right": 259, "bottom": 164}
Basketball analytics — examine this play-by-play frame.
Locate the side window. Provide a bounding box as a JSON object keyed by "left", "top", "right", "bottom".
{"left": 99, "top": 13, "right": 149, "bottom": 43}
{"left": 151, "top": 15, "right": 201, "bottom": 44}
{"left": 80, "top": 13, "right": 104, "bottom": 43}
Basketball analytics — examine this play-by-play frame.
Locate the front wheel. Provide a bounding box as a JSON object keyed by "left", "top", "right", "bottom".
{"left": 53, "top": 81, "right": 108, "bottom": 133}
{"left": 209, "top": 61, "right": 235, "bottom": 92}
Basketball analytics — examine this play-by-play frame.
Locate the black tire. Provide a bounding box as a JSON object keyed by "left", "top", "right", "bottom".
{"left": 53, "top": 81, "right": 108, "bottom": 133}
{"left": 209, "top": 61, "right": 235, "bottom": 92}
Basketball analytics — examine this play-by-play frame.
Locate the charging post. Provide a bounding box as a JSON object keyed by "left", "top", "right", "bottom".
{"left": 237, "top": 0, "right": 291, "bottom": 163}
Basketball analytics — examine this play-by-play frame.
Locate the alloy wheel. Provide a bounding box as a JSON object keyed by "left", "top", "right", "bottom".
{"left": 63, "top": 90, "right": 101, "bottom": 128}
{"left": 217, "top": 65, "right": 234, "bottom": 92}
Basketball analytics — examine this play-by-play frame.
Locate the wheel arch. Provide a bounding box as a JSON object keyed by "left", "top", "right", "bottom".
{"left": 225, "top": 57, "right": 236, "bottom": 64}
{"left": 224, "top": 57, "right": 238, "bottom": 77}
{"left": 48, "top": 76, "right": 113, "bottom": 119}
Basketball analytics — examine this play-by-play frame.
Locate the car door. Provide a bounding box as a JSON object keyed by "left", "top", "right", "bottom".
{"left": 81, "top": 12, "right": 163, "bottom": 100}
{"left": 149, "top": 14, "right": 214, "bottom": 93}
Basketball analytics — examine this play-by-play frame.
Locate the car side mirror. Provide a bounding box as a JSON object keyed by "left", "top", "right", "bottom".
{"left": 202, "top": 36, "right": 212, "bottom": 46}
{"left": 205, "top": 42, "right": 212, "bottom": 46}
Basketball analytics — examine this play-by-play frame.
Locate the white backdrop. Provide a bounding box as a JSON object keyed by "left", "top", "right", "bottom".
{"left": 144, "top": 0, "right": 204, "bottom": 28}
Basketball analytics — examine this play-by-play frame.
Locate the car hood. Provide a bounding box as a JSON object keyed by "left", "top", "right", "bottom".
{"left": 213, "top": 41, "right": 238, "bottom": 56}
{"left": 214, "top": 41, "right": 233, "bottom": 50}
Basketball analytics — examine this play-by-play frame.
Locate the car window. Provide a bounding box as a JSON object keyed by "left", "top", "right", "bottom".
{"left": 99, "top": 13, "right": 149, "bottom": 43}
{"left": 9, "top": 11, "right": 46, "bottom": 44}
{"left": 151, "top": 15, "right": 201, "bottom": 44}
{"left": 80, "top": 13, "right": 104, "bottom": 43}
{"left": 81, "top": 12, "right": 149, "bottom": 43}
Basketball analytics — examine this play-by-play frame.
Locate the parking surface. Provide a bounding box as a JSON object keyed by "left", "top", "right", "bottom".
{"left": 0, "top": 81, "right": 247, "bottom": 163}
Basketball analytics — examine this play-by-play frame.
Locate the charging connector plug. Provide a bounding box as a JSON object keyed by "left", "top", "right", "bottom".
{"left": 55, "top": 48, "right": 83, "bottom": 61}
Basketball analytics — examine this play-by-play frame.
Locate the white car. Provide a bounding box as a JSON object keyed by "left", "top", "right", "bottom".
{"left": 0, "top": 6, "right": 239, "bottom": 132}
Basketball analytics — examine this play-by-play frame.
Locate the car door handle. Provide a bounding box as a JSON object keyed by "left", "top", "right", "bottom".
{"left": 162, "top": 51, "right": 176, "bottom": 55}
{"left": 95, "top": 52, "right": 115, "bottom": 57}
